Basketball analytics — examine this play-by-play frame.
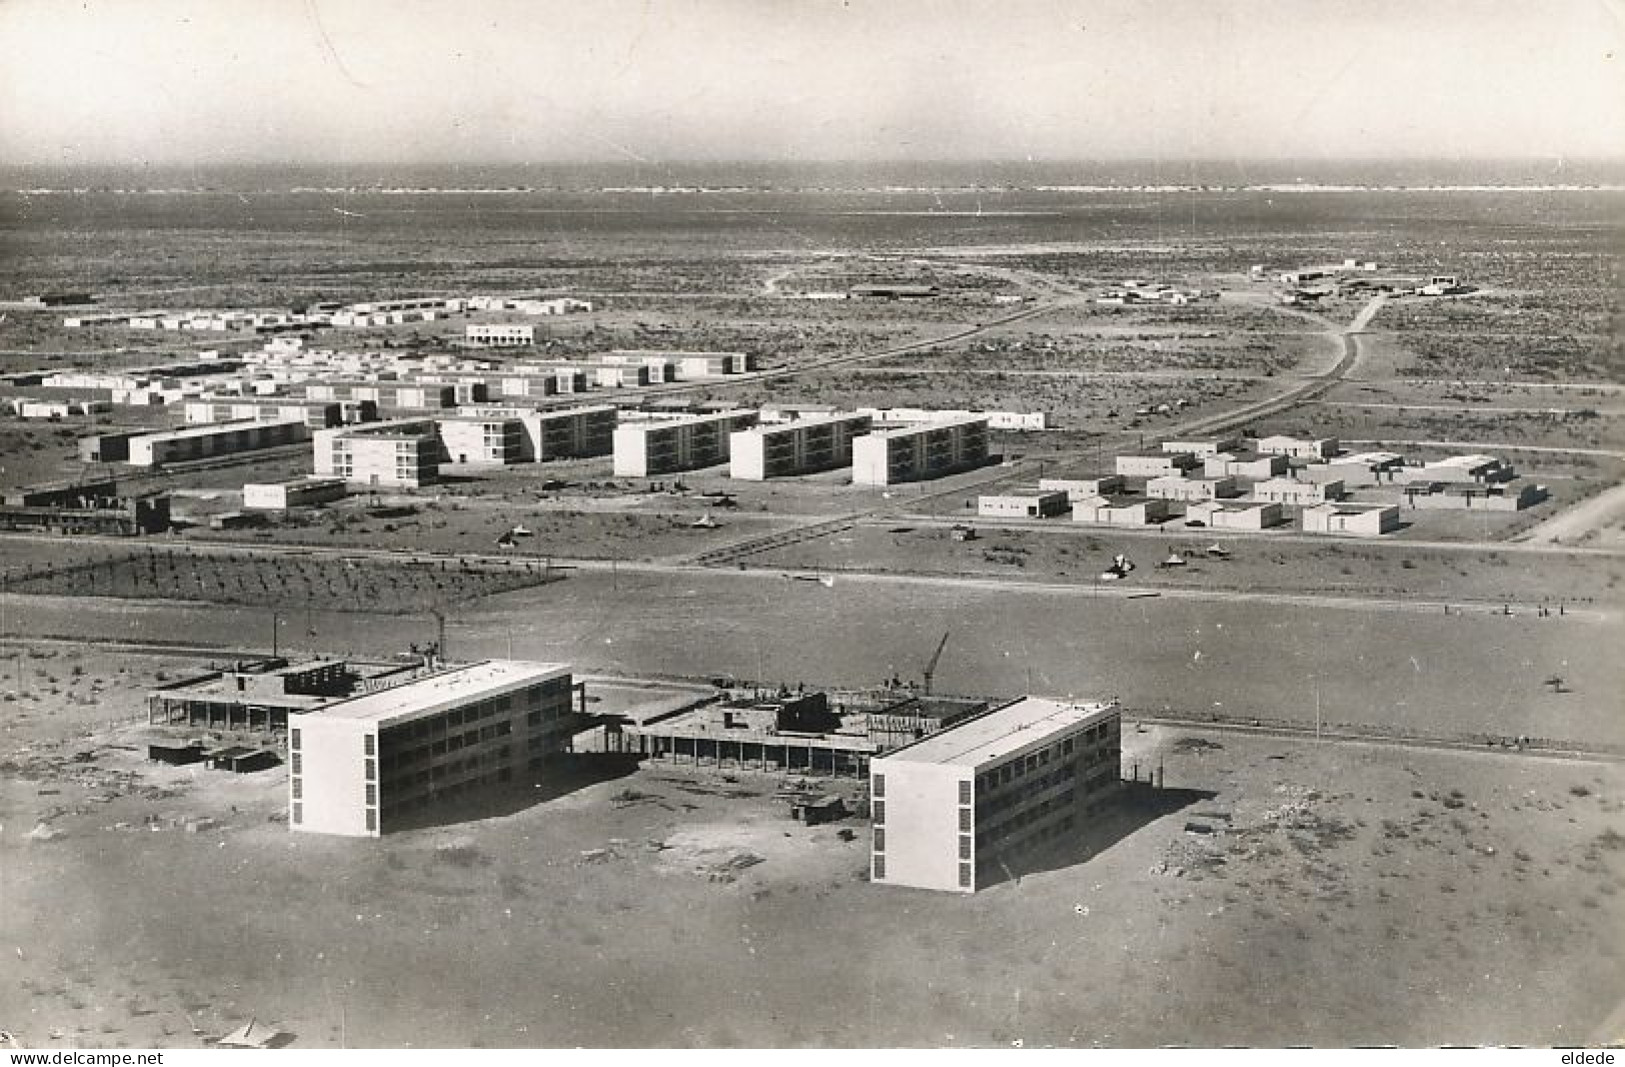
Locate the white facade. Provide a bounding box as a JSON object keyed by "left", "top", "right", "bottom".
{"left": 1301, "top": 502, "right": 1400, "bottom": 536}
{"left": 291, "top": 660, "right": 576, "bottom": 838}
{"left": 1071, "top": 496, "right": 1170, "bottom": 525}
{"left": 1300, "top": 451, "right": 1405, "bottom": 486}
{"left": 449, "top": 405, "right": 617, "bottom": 462}
{"left": 1162, "top": 437, "right": 1240, "bottom": 458}
{"left": 1145, "top": 475, "right": 1237, "bottom": 502}
{"left": 977, "top": 489, "right": 1070, "bottom": 519}
{"left": 438, "top": 417, "right": 526, "bottom": 466}
{"left": 314, "top": 419, "right": 443, "bottom": 488}
{"left": 612, "top": 410, "right": 759, "bottom": 477}
{"left": 466, "top": 323, "right": 538, "bottom": 347}
{"left": 870, "top": 697, "right": 1122, "bottom": 894}
{"left": 242, "top": 477, "right": 348, "bottom": 511}
{"left": 1184, "top": 500, "right": 1284, "bottom": 530}
{"left": 850, "top": 416, "right": 989, "bottom": 487}
{"left": 729, "top": 412, "right": 873, "bottom": 480}
{"left": 1039, "top": 476, "right": 1125, "bottom": 499}
{"left": 1257, "top": 435, "right": 1339, "bottom": 460}
{"left": 1202, "top": 452, "right": 1288, "bottom": 480}
{"left": 1251, "top": 477, "right": 1345, "bottom": 506}
{"left": 126, "top": 418, "right": 309, "bottom": 467}
{"left": 1116, "top": 452, "right": 1197, "bottom": 478}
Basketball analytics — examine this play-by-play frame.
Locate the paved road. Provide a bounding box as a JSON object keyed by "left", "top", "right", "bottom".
{"left": 1516, "top": 480, "right": 1625, "bottom": 546}
{"left": 5, "top": 529, "right": 1609, "bottom": 619}
{"left": 1313, "top": 399, "right": 1625, "bottom": 416}
{"left": 682, "top": 293, "right": 1386, "bottom": 564}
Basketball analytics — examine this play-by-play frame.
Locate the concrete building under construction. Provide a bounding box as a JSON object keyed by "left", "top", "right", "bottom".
{"left": 291, "top": 660, "right": 580, "bottom": 837}
{"left": 614, "top": 690, "right": 879, "bottom": 777}
{"left": 869, "top": 696, "right": 1123, "bottom": 893}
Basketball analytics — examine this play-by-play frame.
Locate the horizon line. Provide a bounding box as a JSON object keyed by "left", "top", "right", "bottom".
{"left": 5, "top": 154, "right": 1625, "bottom": 168}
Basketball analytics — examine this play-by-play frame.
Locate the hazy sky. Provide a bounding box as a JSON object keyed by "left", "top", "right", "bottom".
{"left": 2, "top": 0, "right": 1622, "bottom": 165}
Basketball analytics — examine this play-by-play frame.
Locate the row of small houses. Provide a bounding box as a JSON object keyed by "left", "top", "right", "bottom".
{"left": 59, "top": 294, "right": 594, "bottom": 332}
{"left": 978, "top": 435, "right": 1547, "bottom": 536}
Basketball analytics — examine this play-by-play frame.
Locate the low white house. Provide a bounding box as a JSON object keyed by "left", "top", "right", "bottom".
{"left": 242, "top": 477, "right": 347, "bottom": 511}
{"left": 1203, "top": 451, "right": 1288, "bottom": 480}
{"left": 1117, "top": 451, "right": 1197, "bottom": 478}
{"left": 1184, "top": 500, "right": 1284, "bottom": 530}
{"left": 1145, "top": 475, "right": 1237, "bottom": 503}
{"left": 1251, "top": 477, "right": 1345, "bottom": 506}
{"left": 978, "top": 489, "right": 1070, "bottom": 519}
{"left": 1071, "top": 495, "right": 1171, "bottom": 526}
{"left": 1301, "top": 502, "right": 1399, "bottom": 536}
{"left": 1257, "top": 435, "right": 1339, "bottom": 460}
{"left": 1038, "top": 475, "right": 1125, "bottom": 499}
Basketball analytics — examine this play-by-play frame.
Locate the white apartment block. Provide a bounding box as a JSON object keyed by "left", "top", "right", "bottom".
{"left": 606, "top": 350, "right": 751, "bottom": 379}
{"left": 438, "top": 417, "right": 527, "bottom": 466}
{"left": 467, "top": 323, "right": 538, "bottom": 347}
{"left": 869, "top": 696, "right": 1122, "bottom": 893}
{"left": 446, "top": 405, "right": 617, "bottom": 463}
{"left": 185, "top": 399, "right": 346, "bottom": 429}
{"left": 290, "top": 660, "right": 578, "bottom": 837}
{"left": 612, "top": 410, "right": 759, "bottom": 477}
{"left": 125, "top": 418, "right": 309, "bottom": 467}
{"left": 314, "top": 419, "right": 443, "bottom": 488}
{"left": 850, "top": 416, "right": 989, "bottom": 487}
{"left": 729, "top": 412, "right": 873, "bottom": 480}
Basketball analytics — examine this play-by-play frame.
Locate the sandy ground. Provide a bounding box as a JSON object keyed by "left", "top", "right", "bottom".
{"left": 747, "top": 517, "right": 1625, "bottom": 605}
{"left": 2, "top": 701, "right": 1620, "bottom": 1048}
{"left": 7, "top": 560, "right": 1623, "bottom": 749}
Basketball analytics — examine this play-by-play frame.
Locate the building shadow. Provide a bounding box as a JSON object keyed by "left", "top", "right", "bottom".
{"left": 978, "top": 782, "right": 1218, "bottom": 891}
{"left": 386, "top": 752, "right": 643, "bottom": 833}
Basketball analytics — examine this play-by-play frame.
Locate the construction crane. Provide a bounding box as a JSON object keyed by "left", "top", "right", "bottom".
{"left": 922, "top": 631, "right": 950, "bottom": 695}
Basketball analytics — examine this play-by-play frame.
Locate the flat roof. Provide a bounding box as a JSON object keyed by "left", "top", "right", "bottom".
{"left": 617, "top": 408, "right": 754, "bottom": 429}
{"left": 736, "top": 411, "right": 870, "bottom": 435}
{"left": 310, "top": 659, "right": 570, "bottom": 725}
{"left": 1307, "top": 502, "right": 1395, "bottom": 514}
{"left": 607, "top": 348, "right": 744, "bottom": 358}
{"left": 243, "top": 476, "right": 346, "bottom": 490}
{"left": 865, "top": 415, "right": 986, "bottom": 436}
{"left": 879, "top": 696, "right": 1118, "bottom": 768}
{"left": 132, "top": 417, "right": 305, "bottom": 443}
{"left": 1427, "top": 454, "right": 1499, "bottom": 469}
{"left": 1324, "top": 451, "right": 1402, "bottom": 465}
{"left": 332, "top": 418, "right": 439, "bottom": 439}
{"left": 982, "top": 487, "right": 1066, "bottom": 499}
